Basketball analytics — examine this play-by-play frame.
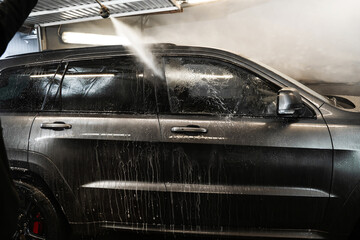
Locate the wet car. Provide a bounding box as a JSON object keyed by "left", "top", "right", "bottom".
{"left": 0, "top": 44, "right": 359, "bottom": 240}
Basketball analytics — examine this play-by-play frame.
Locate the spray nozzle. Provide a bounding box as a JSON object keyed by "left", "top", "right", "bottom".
{"left": 100, "top": 5, "right": 110, "bottom": 18}
{"left": 95, "top": 0, "right": 110, "bottom": 18}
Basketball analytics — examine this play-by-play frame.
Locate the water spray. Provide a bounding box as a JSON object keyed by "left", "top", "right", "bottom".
{"left": 110, "top": 18, "right": 163, "bottom": 78}
{"left": 95, "top": 0, "right": 110, "bottom": 18}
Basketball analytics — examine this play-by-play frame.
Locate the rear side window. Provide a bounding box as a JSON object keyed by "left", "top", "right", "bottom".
{"left": 61, "top": 57, "right": 155, "bottom": 113}
{"left": 164, "top": 57, "right": 280, "bottom": 116}
{"left": 0, "top": 64, "right": 60, "bottom": 111}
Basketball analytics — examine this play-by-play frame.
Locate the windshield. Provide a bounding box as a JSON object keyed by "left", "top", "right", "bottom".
{"left": 247, "top": 58, "right": 331, "bottom": 104}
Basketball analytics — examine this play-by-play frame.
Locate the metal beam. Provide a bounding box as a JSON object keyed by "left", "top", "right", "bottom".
{"left": 26, "top": 0, "right": 182, "bottom": 27}
{"left": 170, "top": 0, "right": 183, "bottom": 9}
{"left": 29, "top": 0, "right": 144, "bottom": 17}
{"left": 36, "top": 6, "right": 179, "bottom": 27}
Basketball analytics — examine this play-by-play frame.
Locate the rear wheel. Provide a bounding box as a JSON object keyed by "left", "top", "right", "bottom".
{"left": 12, "top": 181, "right": 65, "bottom": 240}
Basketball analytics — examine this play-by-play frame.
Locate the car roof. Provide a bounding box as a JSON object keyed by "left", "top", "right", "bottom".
{"left": 0, "top": 43, "right": 328, "bottom": 106}
{"left": 0, "top": 43, "right": 174, "bottom": 68}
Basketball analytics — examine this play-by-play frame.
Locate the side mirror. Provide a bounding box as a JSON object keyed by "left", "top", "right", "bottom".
{"left": 277, "top": 88, "right": 304, "bottom": 116}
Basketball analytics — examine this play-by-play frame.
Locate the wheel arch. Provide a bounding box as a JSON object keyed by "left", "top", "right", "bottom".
{"left": 9, "top": 151, "right": 85, "bottom": 225}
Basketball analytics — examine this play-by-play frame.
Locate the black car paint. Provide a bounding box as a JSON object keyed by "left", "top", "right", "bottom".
{"left": 0, "top": 45, "right": 359, "bottom": 239}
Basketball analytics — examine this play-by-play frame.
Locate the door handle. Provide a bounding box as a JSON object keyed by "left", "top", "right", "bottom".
{"left": 171, "top": 126, "right": 208, "bottom": 134}
{"left": 41, "top": 122, "right": 72, "bottom": 131}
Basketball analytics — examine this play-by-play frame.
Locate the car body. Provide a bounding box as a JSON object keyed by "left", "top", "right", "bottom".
{"left": 0, "top": 44, "right": 360, "bottom": 239}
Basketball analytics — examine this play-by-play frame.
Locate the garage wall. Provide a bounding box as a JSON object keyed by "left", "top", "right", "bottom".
{"left": 1, "top": 32, "right": 39, "bottom": 59}
{"left": 44, "top": 0, "right": 360, "bottom": 87}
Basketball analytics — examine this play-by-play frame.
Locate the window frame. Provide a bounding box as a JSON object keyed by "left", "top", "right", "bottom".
{"left": 0, "top": 62, "right": 62, "bottom": 113}
{"left": 157, "top": 54, "right": 316, "bottom": 119}
{"left": 48, "top": 56, "right": 157, "bottom": 115}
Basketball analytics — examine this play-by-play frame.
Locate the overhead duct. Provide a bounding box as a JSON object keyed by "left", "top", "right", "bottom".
{"left": 21, "top": 0, "right": 182, "bottom": 27}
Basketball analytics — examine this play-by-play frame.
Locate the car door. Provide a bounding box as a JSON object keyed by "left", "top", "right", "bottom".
{"left": 0, "top": 63, "right": 61, "bottom": 166}
{"left": 29, "top": 56, "right": 165, "bottom": 227}
{"left": 158, "top": 55, "right": 332, "bottom": 235}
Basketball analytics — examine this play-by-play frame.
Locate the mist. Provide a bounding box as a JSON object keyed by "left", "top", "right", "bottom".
{"left": 110, "top": 17, "right": 162, "bottom": 78}
{"left": 48, "top": 0, "right": 360, "bottom": 95}
{"left": 143, "top": 0, "right": 360, "bottom": 84}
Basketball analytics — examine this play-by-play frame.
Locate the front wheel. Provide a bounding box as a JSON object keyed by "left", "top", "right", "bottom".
{"left": 12, "top": 181, "right": 65, "bottom": 240}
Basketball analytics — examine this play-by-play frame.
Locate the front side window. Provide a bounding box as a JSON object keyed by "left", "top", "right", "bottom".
{"left": 61, "top": 57, "right": 155, "bottom": 113}
{"left": 0, "top": 64, "right": 60, "bottom": 111}
{"left": 164, "top": 57, "right": 280, "bottom": 116}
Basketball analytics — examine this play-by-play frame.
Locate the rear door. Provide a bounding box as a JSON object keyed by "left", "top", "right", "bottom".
{"left": 158, "top": 55, "right": 332, "bottom": 234}
{"left": 0, "top": 63, "right": 61, "bottom": 165}
{"left": 29, "top": 56, "right": 165, "bottom": 226}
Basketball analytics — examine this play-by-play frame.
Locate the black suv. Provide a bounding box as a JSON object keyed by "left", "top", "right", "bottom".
{"left": 1, "top": 44, "right": 360, "bottom": 240}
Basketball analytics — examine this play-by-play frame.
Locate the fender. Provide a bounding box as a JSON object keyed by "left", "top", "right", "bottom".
{"left": 8, "top": 149, "right": 85, "bottom": 224}
{"left": 328, "top": 180, "right": 360, "bottom": 239}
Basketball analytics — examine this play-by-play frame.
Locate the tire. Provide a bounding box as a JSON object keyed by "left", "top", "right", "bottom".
{"left": 12, "top": 180, "right": 66, "bottom": 240}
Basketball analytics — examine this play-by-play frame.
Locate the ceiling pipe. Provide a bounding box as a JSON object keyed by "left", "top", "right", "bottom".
{"left": 177, "top": 0, "right": 220, "bottom": 6}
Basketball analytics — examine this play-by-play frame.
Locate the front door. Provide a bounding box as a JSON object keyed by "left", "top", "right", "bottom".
{"left": 158, "top": 56, "right": 332, "bottom": 234}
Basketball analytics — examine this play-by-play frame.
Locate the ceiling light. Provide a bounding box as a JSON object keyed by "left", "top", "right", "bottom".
{"left": 61, "top": 32, "right": 130, "bottom": 46}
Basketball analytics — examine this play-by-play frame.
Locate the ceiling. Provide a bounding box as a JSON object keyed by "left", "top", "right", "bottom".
{"left": 22, "top": 0, "right": 182, "bottom": 27}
